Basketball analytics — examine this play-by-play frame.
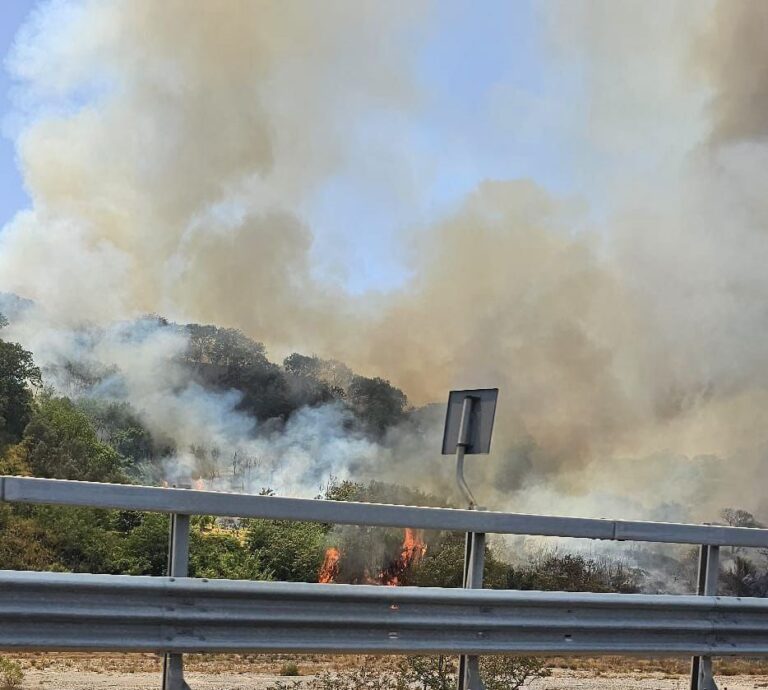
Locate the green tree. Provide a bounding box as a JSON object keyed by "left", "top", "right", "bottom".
{"left": 407, "top": 532, "right": 508, "bottom": 589}
{"left": 112, "top": 512, "right": 170, "bottom": 575}
{"left": 283, "top": 353, "right": 322, "bottom": 378}
{"left": 346, "top": 375, "right": 408, "bottom": 437}
{"left": 20, "top": 394, "right": 125, "bottom": 482}
{"left": 78, "top": 399, "right": 154, "bottom": 466}
{"left": 409, "top": 535, "right": 465, "bottom": 588}
{"left": 720, "top": 508, "right": 765, "bottom": 559}
{"left": 190, "top": 526, "right": 271, "bottom": 580}
{"left": 0, "top": 320, "right": 41, "bottom": 448}
{"left": 322, "top": 478, "right": 365, "bottom": 502}
{"left": 721, "top": 555, "right": 768, "bottom": 597}
{"left": 507, "top": 553, "right": 642, "bottom": 593}
{"left": 32, "top": 506, "right": 121, "bottom": 573}
{"left": 185, "top": 324, "right": 270, "bottom": 370}
{"left": 0, "top": 443, "right": 31, "bottom": 476}
{"left": 184, "top": 324, "right": 296, "bottom": 420}
{"left": 720, "top": 508, "right": 764, "bottom": 529}
{"left": 0, "top": 503, "right": 59, "bottom": 571}
{"left": 246, "top": 519, "right": 328, "bottom": 582}
{"left": 323, "top": 477, "right": 449, "bottom": 508}
{"left": 283, "top": 353, "right": 350, "bottom": 402}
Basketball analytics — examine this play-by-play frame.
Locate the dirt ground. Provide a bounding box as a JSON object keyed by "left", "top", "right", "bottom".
{"left": 6, "top": 655, "right": 768, "bottom": 690}
{"left": 12, "top": 668, "right": 768, "bottom": 690}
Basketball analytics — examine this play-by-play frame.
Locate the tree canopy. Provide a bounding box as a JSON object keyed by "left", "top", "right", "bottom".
{"left": 0, "top": 318, "right": 41, "bottom": 449}
{"left": 18, "top": 394, "right": 125, "bottom": 483}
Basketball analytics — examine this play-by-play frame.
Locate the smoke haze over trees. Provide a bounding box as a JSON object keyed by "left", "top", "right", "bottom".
{"left": 2, "top": 1, "right": 768, "bottom": 534}
{"left": 0, "top": 313, "right": 765, "bottom": 597}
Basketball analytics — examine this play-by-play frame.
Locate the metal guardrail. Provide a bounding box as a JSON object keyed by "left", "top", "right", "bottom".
{"left": 3, "top": 570, "right": 768, "bottom": 655}
{"left": 3, "top": 475, "right": 768, "bottom": 690}
{"left": 3, "top": 475, "right": 768, "bottom": 547}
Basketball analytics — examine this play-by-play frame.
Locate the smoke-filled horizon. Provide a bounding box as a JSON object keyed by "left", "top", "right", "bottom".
{"left": 1, "top": 0, "right": 768, "bottom": 522}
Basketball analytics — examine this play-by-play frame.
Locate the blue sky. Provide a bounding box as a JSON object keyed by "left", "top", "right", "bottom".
{"left": 303, "top": 0, "right": 583, "bottom": 292}
{"left": 0, "top": 0, "right": 35, "bottom": 228}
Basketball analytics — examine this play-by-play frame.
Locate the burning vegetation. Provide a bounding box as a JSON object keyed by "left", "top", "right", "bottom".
{"left": 379, "top": 528, "right": 428, "bottom": 586}
{"left": 318, "top": 547, "right": 341, "bottom": 584}
{"left": 319, "top": 528, "right": 427, "bottom": 586}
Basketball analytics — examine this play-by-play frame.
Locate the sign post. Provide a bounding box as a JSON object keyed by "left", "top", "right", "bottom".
{"left": 442, "top": 388, "right": 498, "bottom": 690}
{"left": 162, "top": 487, "right": 192, "bottom": 690}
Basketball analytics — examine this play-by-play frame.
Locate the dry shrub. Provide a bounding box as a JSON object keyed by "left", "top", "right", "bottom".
{"left": 0, "top": 658, "right": 23, "bottom": 690}
{"left": 265, "top": 655, "right": 549, "bottom": 690}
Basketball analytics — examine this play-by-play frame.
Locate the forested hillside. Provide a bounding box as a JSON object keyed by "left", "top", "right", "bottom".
{"left": 2, "top": 309, "right": 412, "bottom": 485}
{"left": 0, "top": 309, "right": 410, "bottom": 576}
{"left": 0, "top": 310, "right": 766, "bottom": 598}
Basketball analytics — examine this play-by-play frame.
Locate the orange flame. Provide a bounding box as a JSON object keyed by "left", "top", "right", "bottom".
{"left": 318, "top": 529, "right": 426, "bottom": 586}
{"left": 380, "top": 528, "right": 427, "bottom": 586}
{"left": 318, "top": 547, "right": 341, "bottom": 583}
{"left": 193, "top": 478, "right": 205, "bottom": 490}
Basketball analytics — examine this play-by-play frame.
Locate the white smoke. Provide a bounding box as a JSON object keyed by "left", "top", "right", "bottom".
{"left": 1, "top": 1, "right": 768, "bottom": 526}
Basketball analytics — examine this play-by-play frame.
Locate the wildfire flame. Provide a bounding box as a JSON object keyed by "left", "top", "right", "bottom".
{"left": 318, "top": 529, "right": 426, "bottom": 586}
{"left": 379, "top": 528, "right": 427, "bottom": 586}
{"left": 318, "top": 546, "right": 341, "bottom": 583}
{"left": 193, "top": 478, "right": 205, "bottom": 490}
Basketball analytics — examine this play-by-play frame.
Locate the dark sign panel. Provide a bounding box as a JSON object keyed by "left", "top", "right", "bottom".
{"left": 441, "top": 388, "right": 498, "bottom": 455}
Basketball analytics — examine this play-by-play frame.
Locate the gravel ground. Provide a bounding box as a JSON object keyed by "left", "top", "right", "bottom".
{"left": 16, "top": 669, "right": 768, "bottom": 690}
{"left": 20, "top": 669, "right": 287, "bottom": 689}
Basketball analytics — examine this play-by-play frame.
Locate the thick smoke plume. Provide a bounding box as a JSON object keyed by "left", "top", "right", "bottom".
{"left": 698, "top": 0, "right": 768, "bottom": 145}
{"left": 2, "top": 0, "right": 768, "bottom": 524}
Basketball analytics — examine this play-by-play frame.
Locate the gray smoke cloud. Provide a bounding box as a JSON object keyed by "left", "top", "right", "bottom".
{"left": 1, "top": 0, "right": 768, "bottom": 526}
{"left": 698, "top": 0, "right": 768, "bottom": 145}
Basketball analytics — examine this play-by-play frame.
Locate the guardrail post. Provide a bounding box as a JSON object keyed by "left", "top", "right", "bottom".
{"left": 462, "top": 531, "right": 486, "bottom": 690}
{"left": 690, "top": 545, "right": 720, "bottom": 690}
{"left": 458, "top": 530, "right": 471, "bottom": 688}
{"left": 162, "top": 513, "right": 191, "bottom": 690}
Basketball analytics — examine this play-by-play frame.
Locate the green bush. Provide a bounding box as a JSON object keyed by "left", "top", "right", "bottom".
{"left": 480, "top": 656, "right": 551, "bottom": 690}
{"left": 400, "top": 655, "right": 455, "bottom": 689}
{"left": 20, "top": 394, "right": 125, "bottom": 483}
{"left": 0, "top": 327, "right": 41, "bottom": 450}
{"left": 265, "top": 656, "right": 549, "bottom": 690}
{"left": 112, "top": 512, "right": 170, "bottom": 575}
{"left": 31, "top": 505, "right": 122, "bottom": 574}
{"left": 0, "top": 657, "right": 23, "bottom": 690}
{"left": 279, "top": 662, "right": 300, "bottom": 676}
{"left": 507, "top": 552, "right": 642, "bottom": 593}
{"left": 400, "top": 655, "right": 549, "bottom": 690}
{"left": 191, "top": 526, "right": 270, "bottom": 580}
{"left": 246, "top": 518, "right": 328, "bottom": 582}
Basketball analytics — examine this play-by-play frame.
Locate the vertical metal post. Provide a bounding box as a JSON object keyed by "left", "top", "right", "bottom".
{"left": 464, "top": 531, "right": 486, "bottom": 690}
{"left": 455, "top": 397, "right": 485, "bottom": 690}
{"left": 162, "top": 513, "right": 191, "bottom": 690}
{"left": 455, "top": 396, "right": 478, "bottom": 509}
{"left": 690, "top": 545, "right": 719, "bottom": 690}
{"left": 689, "top": 546, "right": 707, "bottom": 690}
{"left": 457, "top": 529, "right": 472, "bottom": 687}
{"left": 700, "top": 545, "right": 720, "bottom": 690}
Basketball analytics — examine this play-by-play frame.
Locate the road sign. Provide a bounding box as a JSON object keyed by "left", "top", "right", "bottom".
{"left": 441, "top": 388, "right": 498, "bottom": 455}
